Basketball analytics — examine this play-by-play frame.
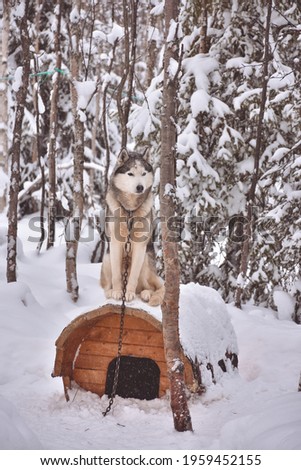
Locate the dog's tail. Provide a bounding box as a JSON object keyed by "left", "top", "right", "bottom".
{"left": 149, "top": 284, "right": 165, "bottom": 307}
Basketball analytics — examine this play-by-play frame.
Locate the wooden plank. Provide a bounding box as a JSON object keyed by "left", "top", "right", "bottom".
{"left": 60, "top": 360, "right": 73, "bottom": 377}
{"left": 86, "top": 326, "right": 163, "bottom": 347}
{"left": 79, "top": 341, "right": 166, "bottom": 362}
{"left": 74, "top": 353, "right": 167, "bottom": 373}
{"left": 94, "top": 314, "right": 160, "bottom": 332}
{"left": 73, "top": 368, "right": 106, "bottom": 386}
{"left": 55, "top": 305, "right": 162, "bottom": 350}
{"left": 159, "top": 376, "right": 170, "bottom": 393}
{"left": 52, "top": 348, "right": 64, "bottom": 376}
{"left": 75, "top": 381, "right": 105, "bottom": 397}
{"left": 74, "top": 354, "right": 112, "bottom": 371}
{"left": 157, "top": 362, "right": 168, "bottom": 377}
{"left": 62, "top": 376, "right": 71, "bottom": 402}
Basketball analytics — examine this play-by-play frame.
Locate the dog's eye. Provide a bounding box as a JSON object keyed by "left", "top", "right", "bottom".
{"left": 142, "top": 172, "right": 146, "bottom": 176}
{"left": 128, "top": 172, "right": 134, "bottom": 176}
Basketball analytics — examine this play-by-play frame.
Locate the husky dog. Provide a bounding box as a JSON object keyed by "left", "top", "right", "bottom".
{"left": 100, "top": 148, "right": 165, "bottom": 306}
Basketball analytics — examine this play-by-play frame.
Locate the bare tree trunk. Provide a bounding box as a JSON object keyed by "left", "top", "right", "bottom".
{"left": 65, "top": 0, "right": 84, "bottom": 302}
{"left": 160, "top": 0, "right": 193, "bottom": 433}
{"left": 146, "top": 3, "right": 160, "bottom": 87}
{"left": 33, "top": 0, "right": 46, "bottom": 253}
{"left": 91, "top": 66, "right": 101, "bottom": 199}
{"left": 101, "top": 71, "right": 110, "bottom": 195}
{"left": 102, "top": 38, "right": 118, "bottom": 193}
{"left": 235, "top": 0, "right": 272, "bottom": 308}
{"left": 0, "top": 0, "right": 9, "bottom": 212}
{"left": 199, "top": 0, "right": 208, "bottom": 54}
{"left": 6, "top": 0, "right": 30, "bottom": 282}
{"left": 47, "top": 0, "right": 62, "bottom": 249}
{"left": 116, "top": 0, "right": 138, "bottom": 148}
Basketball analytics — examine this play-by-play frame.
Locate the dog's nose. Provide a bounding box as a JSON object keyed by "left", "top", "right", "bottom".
{"left": 136, "top": 184, "right": 144, "bottom": 193}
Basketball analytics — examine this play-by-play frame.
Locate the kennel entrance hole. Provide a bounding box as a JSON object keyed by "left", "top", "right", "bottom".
{"left": 105, "top": 356, "right": 160, "bottom": 400}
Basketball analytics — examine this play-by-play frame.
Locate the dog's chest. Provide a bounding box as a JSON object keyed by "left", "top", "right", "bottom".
{"left": 117, "top": 189, "right": 151, "bottom": 212}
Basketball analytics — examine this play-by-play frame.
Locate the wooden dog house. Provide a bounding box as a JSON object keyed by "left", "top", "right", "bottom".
{"left": 53, "top": 304, "right": 195, "bottom": 400}
{"left": 53, "top": 287, "right": 238, "bottom": 402}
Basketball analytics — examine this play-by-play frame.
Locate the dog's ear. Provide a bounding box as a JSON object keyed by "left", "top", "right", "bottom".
{"left": 117, "top": 148, "right": 129, "bottom": 164}
{"left": 142, "top": 147, "right": 151, "bottom": 163}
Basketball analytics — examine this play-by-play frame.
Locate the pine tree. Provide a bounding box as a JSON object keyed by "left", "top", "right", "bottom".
{"left": 235, "top": 0, "right": 273, "bottom": 308}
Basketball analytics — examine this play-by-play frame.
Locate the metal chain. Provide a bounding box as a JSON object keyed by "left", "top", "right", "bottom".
{"left": 103, "top": 210, "right": 132, "bottom": 417}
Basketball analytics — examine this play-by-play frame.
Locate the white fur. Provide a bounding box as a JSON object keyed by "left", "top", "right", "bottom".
{"left": 100, "top": 149, "right": 165, "bottom": 306}
{"left": 114, "top": 161, "right": 153, "bottom": 195}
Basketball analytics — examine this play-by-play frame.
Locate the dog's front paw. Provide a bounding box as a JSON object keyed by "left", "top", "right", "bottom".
{"left": 140, "top": 289, "right": 151, "bottom": 302}
{"left": 111, "top": 290, "right": 123, "bottom": 300}
{"left": 125, "top": 290, "right": 136, "bottom": 302}
{"left": 105, "top": 289, "right": 113, "bottom": 299}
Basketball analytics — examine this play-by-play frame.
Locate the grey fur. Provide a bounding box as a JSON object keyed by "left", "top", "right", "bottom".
{"left": 100, "top": 148, "right": 165, "bottom": 306}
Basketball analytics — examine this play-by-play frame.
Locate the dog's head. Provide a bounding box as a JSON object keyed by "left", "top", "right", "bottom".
{"left": 112, "top": 148, "right": 153, "bottom": 195}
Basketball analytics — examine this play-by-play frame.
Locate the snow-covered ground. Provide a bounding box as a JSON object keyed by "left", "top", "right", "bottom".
{"left": 0, "top": 213, "right": 301, "bottom": 450}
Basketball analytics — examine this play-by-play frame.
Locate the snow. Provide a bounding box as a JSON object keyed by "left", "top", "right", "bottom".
{"left": 69, "top": 6, "right": 80, "bottom": 23}
{"left": 163, "top": 183, "right": 174, "bottom": 197}
{"left": 166, "top": 19, "right": 180, "bottom": 43}
{"left": 12, "top": 1, "right": 25, "bottom": 18}
{"left": 0, "top": 213, "right": 301, "bottom": 450}
{"left": 216, "top": 393, "right": 301, "bottom": 450}
{"left": 268, "top": 68, "right": 294, "bottom": 90}
{"left": 128, "top": 76, "right": 162, "bottom": 139}
{"left": 12, "top": 67, "right": 23, "bottom": 93}
{"left": 148, "top": 26, "right": 160, "bottom": 44}
{"left": 271, "top": 147, "right": 289, "bottom": 162}
{"left": 167, "top": 57, "right": 179, "bottom": 79}
{"left": 182, "top": 55, "right": 218, "bottom": 90}
{"left": 211, "top": 97, "right": 231, "bottom": 117}
{"left": 74, "top": 80, "right": 97, "bottom": 110}
{"left": 107, "top": 23, "right": 124, "bottom": 45}
{"left": 236, "top": 273, "right": 246, "bottom": 288}
{"left": 190, "top": 89, "right": 210, "bottom": 115}
{"left": 273, "top": 289, "right": 295, "bottom": 321}
{"left": 233, "top": 88, "right": 262, "bottom": 110}
{"left": 150, "top": 1, "right": 164, "bottom": 17}
{"left": 0, "top": 167, "right": 9, "bottom": 197}
{"left": 179, "top": 285, "right": 237, "bottom": 386}
{"left": 0, "top": 397, "right": 42, "bottom": 450}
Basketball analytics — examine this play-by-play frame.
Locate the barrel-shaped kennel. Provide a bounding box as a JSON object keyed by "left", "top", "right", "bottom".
{"left": 53, "top": 286, "right": 238, "bottom": 401}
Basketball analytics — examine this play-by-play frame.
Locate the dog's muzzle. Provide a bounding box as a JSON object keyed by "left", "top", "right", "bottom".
{"left": 136, "top": 185, "right": 144, "bottom": 193}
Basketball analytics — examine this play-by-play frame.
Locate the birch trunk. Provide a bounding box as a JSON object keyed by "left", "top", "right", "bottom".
{"left": 33, "top": 0, "right": 46, "bottom": 253}
{"left": 65, "top": 0, "right": 84, "bottom": 302}
{"left": 47, "top": 0, "right": 62, "bottom": 249}
{"left": 6, "top": 0, "right": 30, "bottom": 282}
{"left": 160, "top": 0, "right": 193, "bottom": 432}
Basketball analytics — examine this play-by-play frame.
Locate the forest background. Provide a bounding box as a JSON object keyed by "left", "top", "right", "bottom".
{"left": 0, "top": 0, "right": 300, "bottom": 320}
